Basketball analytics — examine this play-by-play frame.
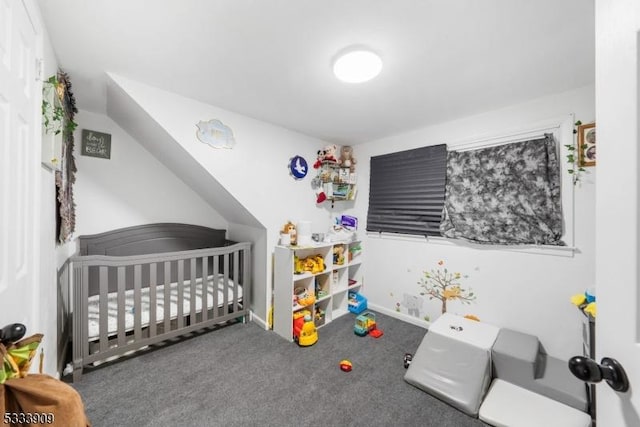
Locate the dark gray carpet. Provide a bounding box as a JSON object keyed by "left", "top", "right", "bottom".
{"left": 70, "top": 311, "right": 489, "bottom": 427}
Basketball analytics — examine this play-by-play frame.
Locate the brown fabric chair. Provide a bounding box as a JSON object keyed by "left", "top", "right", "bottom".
{"left": 1, "top": 374, "right": 90, "bottom": 427}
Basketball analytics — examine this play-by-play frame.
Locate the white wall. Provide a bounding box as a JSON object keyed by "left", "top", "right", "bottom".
{"left": 32, "top": 0, "right": 596, "bottom": 376}
{"left": 350, "top": 85, "right": 596, "bottom": 360}
{"left": 100, "top": 75, "right": 595, "bottom": 357}
{"left": 48, "top": 106, "right": 230, "bottom": 374}
{"left": 106, "top": 74, "right": 341, "bottom": 324}
{"left": 72, "top": 110, "right": 228, "bottom": 236}
{"left": 227, "top": 222, "right": 269, "bottom": 327}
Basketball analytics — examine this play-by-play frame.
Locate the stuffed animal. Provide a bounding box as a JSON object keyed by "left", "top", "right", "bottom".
{"left": 294, "top": 255, "right": 303, "bottom": 274}
{"left": 282, "top": 221, "right": 297, "bottom": 246}
{"left": 313, "top": 149, "right": 325, "bottom": 169}
{"left": 333, "top": 245, "right": 345, "bottom": 265}
{"left": 324, "top": 144, "right": 338, "bottom": 162}
{"left": 311, "top": 254, "right": 325, "bottom": 273}
{"left": 294, "top": 254, "right": 325, "bottom": 275}
{"left": 339, "top": 145, "right": 357, "bottom": 172}
{"left": 314, "top": 144, "right": 338, "bottom": 169}
{"left": 296, "top": 289, "right": 315, "bottom": 307}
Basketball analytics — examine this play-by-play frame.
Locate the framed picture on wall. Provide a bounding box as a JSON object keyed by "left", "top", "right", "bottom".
{"left": 577, "top": 122, "right": 596, "bottom": 167}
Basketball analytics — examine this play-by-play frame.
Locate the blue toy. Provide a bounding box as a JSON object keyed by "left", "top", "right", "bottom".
{"left": 348, "top": 292, "right": 367, "bottom": 314}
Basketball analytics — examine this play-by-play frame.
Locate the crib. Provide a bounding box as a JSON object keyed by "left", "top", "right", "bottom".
{"left": 59, "top": 223, "right": 251, "bottom": 382}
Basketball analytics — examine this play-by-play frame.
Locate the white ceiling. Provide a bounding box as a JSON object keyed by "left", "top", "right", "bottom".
{"left": 38, "top": 0, "right": 595, "bottom": 145}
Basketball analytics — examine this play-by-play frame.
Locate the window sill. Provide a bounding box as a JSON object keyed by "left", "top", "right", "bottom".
{"left": 366, "top": 232, "right": 577, "bottom": 257}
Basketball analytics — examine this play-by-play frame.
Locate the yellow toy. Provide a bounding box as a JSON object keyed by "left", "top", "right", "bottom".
{"left": 293, "top": 311, "right": 318, "bottom": 346}
{"left": 311, "top": 255, "right": 325, "bottom": 273}
{"left": 571, "top": 291, "right": 597, "bottom": 318}
{"left": 295, "top": 287, "right": 316, "bottom": 307}
{"left": 333, "top": 245, "right": 345, "bottom": 265}
{"left": 294, "top": 255, "right": 303, "bottom": 274}
{"left": 303, "top": 257, "right": 317, "bottom": 272}
{"left": 293, "top": 254, "right": 325, "bottom": 275}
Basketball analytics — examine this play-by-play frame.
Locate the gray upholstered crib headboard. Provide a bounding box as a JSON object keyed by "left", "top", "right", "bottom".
{"left": 78, "top": 223, "right": 227, "bottom": 256}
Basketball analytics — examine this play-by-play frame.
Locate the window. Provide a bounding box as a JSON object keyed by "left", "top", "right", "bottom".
{"left": 440, "top": 135, "right": 564, "bottom": 245}
{"left": 367, "top": 144, "right": 447, "bottom": 236}
{"left": 366, "top": 134, "right": 565, "bottom": 246}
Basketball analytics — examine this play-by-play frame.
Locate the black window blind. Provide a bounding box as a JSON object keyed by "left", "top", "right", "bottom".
{"left": 367, "top": 144, "right": 447, "bottom": 237}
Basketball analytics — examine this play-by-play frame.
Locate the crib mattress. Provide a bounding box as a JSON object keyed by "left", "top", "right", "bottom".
{"left": 87, "top": 275, "right": 242, "bottom": 340}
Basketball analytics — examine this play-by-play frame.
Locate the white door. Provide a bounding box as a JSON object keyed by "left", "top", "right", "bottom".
{"left": 0, "top": 0, "right": 41, "bottom": 335}
{"left": 595, "top": 0, "right": 640, "bottom": 425}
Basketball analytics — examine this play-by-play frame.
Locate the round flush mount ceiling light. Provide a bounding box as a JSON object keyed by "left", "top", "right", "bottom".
{"left": 333, "top": 49, "right": 383, "bottom": 83}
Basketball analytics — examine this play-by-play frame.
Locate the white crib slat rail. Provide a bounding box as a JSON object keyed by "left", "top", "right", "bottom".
{"left": 149, "top": 263, "right": 157, "bottom": 338}
{"left": 116, "top": 266, "right": 126, "bottom": 348}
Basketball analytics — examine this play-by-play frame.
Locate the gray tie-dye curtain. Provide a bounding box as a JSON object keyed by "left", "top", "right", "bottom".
{"left": 440, "top": 134, "right": 564, "bottom": 245}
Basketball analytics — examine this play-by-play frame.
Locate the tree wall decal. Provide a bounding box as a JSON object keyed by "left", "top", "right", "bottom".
{"left": 418, "top": 260, "right": 476, "bottom": 314}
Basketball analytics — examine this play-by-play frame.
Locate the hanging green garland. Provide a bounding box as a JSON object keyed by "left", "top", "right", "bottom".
{"left": 42, "top": 70, "right": 79, "bottom": 244}
{"left": 565, "top": 120, "right": 587, "bottom": 185}
{"left": 41, "top": 74, "right": 78, "bottom": 136}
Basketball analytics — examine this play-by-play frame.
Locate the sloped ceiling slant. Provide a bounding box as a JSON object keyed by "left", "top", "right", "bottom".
{"left": 105, "top": 74, "right": 263, "bottom": 229}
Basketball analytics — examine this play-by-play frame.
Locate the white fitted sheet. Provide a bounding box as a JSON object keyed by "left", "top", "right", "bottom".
{"left": 87, "top": 274, "right": 242, "bottom": 340}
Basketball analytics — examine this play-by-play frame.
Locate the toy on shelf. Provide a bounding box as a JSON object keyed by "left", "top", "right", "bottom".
{"left": 314, "top": 306, "right": 326, "bottom": 326}
{"left": 348, "top": 291, "right": 367, "bottom": 314}
{"left": 325, "top": 224, "right": 355, "bottom": 243}
{"left": 338, "top": 145, "right": 357, "bottom": 172}
{"left": 354, "top": 311, "right": 383, "bottom": 338}
{"left": 315, "top": 279, "right": 329, "bottom": 299}
{"left": 312, "top": 146, "right": 357, "bottom": 206}
{"left": 313, "top": 144, "right": 338, "bottom": 169}
{"left": 333, "top": 245, "right": 345, "bottom": 265}
{"left": 294, "top": 254, "right": 325, "bottom": 275}
{"left": 340, "top": 215, "right": 358, "bottom": 230}
{"left": 348, "top": 242, "right": 362, "bottom": 262}
{"left": 292, "top": 311, "right": 318, "bottom": 346}
{"left": 294, "top": 287, "right": 316, "bottom": 307}
{"left": 282, "top": 221, "right": 297, "bottom": 246}
{"left": 316, "top": 289, "right": 329, "bottom": 299}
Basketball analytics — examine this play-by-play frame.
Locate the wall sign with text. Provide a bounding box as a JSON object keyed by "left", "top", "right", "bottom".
{"left": 81, "top": 129, "right": 111, "bottom": 159}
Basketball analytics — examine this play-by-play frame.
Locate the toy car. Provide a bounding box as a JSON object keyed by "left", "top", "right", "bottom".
{"left": 293, "top": 311, "right": 318, "bottom": 346}
{"left": 354, "top": 311, "right": 382, "bottom": 337}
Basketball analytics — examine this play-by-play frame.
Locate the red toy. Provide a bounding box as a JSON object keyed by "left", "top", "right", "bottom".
{"left": 370, "top": 328, "right": 384, "bottom": 338}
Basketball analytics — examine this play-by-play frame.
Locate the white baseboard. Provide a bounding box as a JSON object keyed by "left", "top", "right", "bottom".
{"left": 250, "top": 312, "right": 269, "bottom": 330}
{"left": 250, "top": 306, "right": 429, "bottom": 333}
{"left": 368, "top": 303, "right": 430, "bottom": 330}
